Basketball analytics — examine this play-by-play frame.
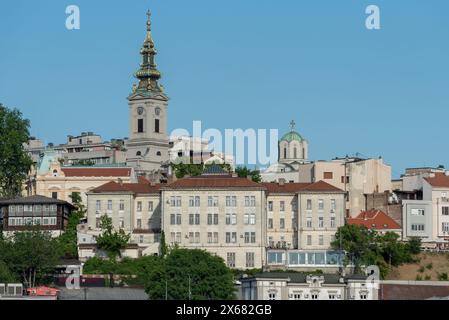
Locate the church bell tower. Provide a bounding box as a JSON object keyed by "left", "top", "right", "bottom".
{"left": 126, "top": 11, "right": 169, "bottom": 175}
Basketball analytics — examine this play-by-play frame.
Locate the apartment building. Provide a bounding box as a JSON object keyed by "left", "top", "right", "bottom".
{"left": 241, "top": 273, "right": 378, "bottom": 300}
{"left": 161, "top": 167, "right": 266, "bottom": 269}
{"left": 0, "top": 195, "right": 74, "bottom": 238}
{"left": 78, "top": 178, "right": 161, "bottom": 261}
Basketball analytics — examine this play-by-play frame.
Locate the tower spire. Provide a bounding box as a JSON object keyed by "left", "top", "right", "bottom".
{"left": 133, "top": 10, "right": 164, "bottom": 96}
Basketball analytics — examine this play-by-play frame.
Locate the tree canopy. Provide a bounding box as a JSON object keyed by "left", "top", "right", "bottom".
{"left": 96, "top": 215, "right": 130, "bottom": 259}
{"left": 0, "top": 103, "right": 33, "bottom": 198}
{"left": 235, "top": 166, "right": 261, "bottom": 183}
{"left": 145, "top": 248, "right": 236, "bottom": 300}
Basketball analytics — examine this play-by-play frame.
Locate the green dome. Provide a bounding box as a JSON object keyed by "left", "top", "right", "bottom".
{"left": 280, "top": 131, "right": 303, "bottom": 142}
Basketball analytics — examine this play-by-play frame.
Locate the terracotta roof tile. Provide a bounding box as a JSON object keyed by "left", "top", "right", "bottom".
{"left": 263, "top": 180, "right": 344, "bottom": 194}
{"left": 347, "top": 209, "right": 401, "bottom": 230}
{"left": 424, "top": 173, "right": 449, "bottom": 188}
{"left": 90, "top": 181, "right": 161, "bottom": 194}
{"left": 163, "top": 176, "right": 264, "bottom": 189}
{"left": 61, "top": 167, "right": 132, "bottom": 177}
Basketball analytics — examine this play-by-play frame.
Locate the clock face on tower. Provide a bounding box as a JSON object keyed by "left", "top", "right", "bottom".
{"left": 137, "top": 106, "right": 144, "bottom": 115}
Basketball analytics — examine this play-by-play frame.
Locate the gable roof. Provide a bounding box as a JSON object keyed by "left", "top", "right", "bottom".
{"left": 347, "top": 209, "right": 401, "bottom": 230}
{"left": 61, "top": 167, "right": 132, "bottom": 177}
{"left": 263, "top": 180, "right": 344, "bottom": 194}
{"left": 424, "top": 173, "right": 449, "bottom": 188}
{"left": 0, "top": 195, "right": 73, "bottom": 206}
{"left": 162, "top": 176, "right": 263, "bottom": 190}
{"left": 89, "top": 181, "right": 161, "bottom": 194}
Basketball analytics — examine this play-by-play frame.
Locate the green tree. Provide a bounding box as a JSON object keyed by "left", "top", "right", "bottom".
{"left": 159, "top": 231, "right": 168, "bottom": 257}
{"left": 235, "top": 166, "right": 261, "bottom": 183}
{"left": 377, "top": 232, "right": 413, "bottom": 267}
{"left": 145, "top": 248, "right": 236, "bottom": 300}
{"left": 0, "top": 260, "right": 16, "bottom": 283}
{"left": 407, "top": 237, "right": 422, "bottom": 255}
{"left": 0, "top": 103, "right": 33, "bottom": 198}
{"left": 331, "top": 224, "right": 378, "bottom": 272}
{"left": 96, "top": 215, "right": 130, "bottom": 259}
{"left": 57, "top": 192, "right": 85, "bottom": 258}
{"left": 1, "top": 228, "right": 60, "bottom": 287}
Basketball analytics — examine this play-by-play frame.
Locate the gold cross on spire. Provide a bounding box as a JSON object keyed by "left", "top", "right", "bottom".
{"left": 146, "top": 10, "right": 152, "bottom": 31}
{"left": 290, "top": 120, "right": 296, "bottom": 131}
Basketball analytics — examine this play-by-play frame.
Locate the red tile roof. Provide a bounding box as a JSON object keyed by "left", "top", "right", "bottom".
{"left": 424, "top": 173, "right": 449, "bottom": 188}
{"left": 347, "top": 209, "right": 401, "bottom": 230}
{"left": 90, "top": 181, "right": 161, "bottom": 194}
{"left": 263, "top": 180, "right": 344, "bottom": 194}
{"left": 61, "top": 167, "right": 132, "bottom": 177}
{"left": 163, "top": 175, "right": 264, "bottom": 189}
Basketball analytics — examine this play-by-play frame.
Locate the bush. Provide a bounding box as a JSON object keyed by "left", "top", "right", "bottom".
{"left": 438, "top": 272, "right": 448, "bottom": 281}
{"left": 426, "top": 263, "right": 433, "bottom": 270}
{"left": 416, "top": 274, "right": 423, "bottom": 281}
{"left": 424, "top": 275, "right": 431, "bottom": 281}
{"left": 418, "top": 266, "right": 425, "bottom": 273}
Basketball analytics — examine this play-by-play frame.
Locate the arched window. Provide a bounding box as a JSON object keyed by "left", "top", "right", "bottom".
{"left": 52, "top": 169, "right": 58, "bottom": 177}
{"left": 284, "top": 148, "right": 287, "bottom": 159}
{"left": 156, "top": 151, "right": 162, "bottom": 156}
{"left": 136, "top": 151, "right": 142, "bottom": 156}
{"left": 294, "top": 147, "right": 297, "bottom": 159}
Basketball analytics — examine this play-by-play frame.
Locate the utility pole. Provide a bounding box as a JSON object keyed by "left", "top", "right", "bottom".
{"left": 188, "top": 275, "right": 191, "bottom": 300}
{"left": 165, "top": 279, "right": 168, "bottom": 300}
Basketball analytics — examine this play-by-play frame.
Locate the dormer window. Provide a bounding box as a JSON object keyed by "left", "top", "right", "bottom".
{"left": 52, "top": 170, "right": 58, "bottom": 177}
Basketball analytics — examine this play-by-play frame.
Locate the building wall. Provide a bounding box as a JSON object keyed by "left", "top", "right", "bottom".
{"left": 266, "top": 194, "right": 297, "bottom": 249}
{"left": 161, "top": 189, "right": 266, "bottom": 269}
{"left": 402, "top": 200, "right": 433, "bottom": 241}
{"left": 423, "top": 180, "right": 449, "bottom": 241}
{"left": 297, "top": 192, "right": 345, "bottom": 250}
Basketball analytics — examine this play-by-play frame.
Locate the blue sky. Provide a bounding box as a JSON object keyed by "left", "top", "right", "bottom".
{"left": 1, "top": 0, "right": 448, "bottom": 177}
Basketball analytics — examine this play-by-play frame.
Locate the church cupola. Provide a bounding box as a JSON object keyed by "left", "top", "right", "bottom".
{"left": 133, "top": 10, "right": 164, "bottom": 96}
{"left": 279, "top": 120, "right": 309, "bottom": 166}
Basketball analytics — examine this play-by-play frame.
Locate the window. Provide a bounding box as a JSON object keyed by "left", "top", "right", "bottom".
{"left": 331, "top": 199, "right": 336, "bottom": 211}
{"left": 249, "top": 232, "right": 256, "bottom": 243}
{"left": 306, "top": 199, "right": 312, "bottom": 210}
{"left": 170, "top": 196, "right": 182, "bottom": 207}
{"left": 107, "top": 200, "right": 113, "bottom": 211}
{"left": 155, "top": 119, "right": 160, "bottom": 133}
{"left": 246, "top": 252, "right": 255, "bottom": 268}
{"left": 283, "top": 148, "right": 287, "bottom": 159}
{"left": 170, "top": 214, "right": 182, "bottom": 225}
{"left": 52, "top": 192, "right": 58, "bottom": 199}
{"left": 280, "top": 218, "right": 285, "bottom": 229}
{"left": 227, "top": 253, "right": 236, "bottom": 268}
{"left": 52, "top": 169, "right": 58, "bottom": 177}
{"left": 280, "top": 201, "right": 285, "bottom": 212}
{"left": 148, "top": 201, "right": 153, "bottom": 212}
{"left": 360, "top": 293, "right": 368, "bottom": 300}
{"left": 139, "top": 235, "right": 144, "bottom": 244}
{"left": 311, "top": 293, "right": 319, "bottom": 300}
{"left": 226, "top": 213, "right": 237, "bottom": 225}
{"left": 245, "top": 196, "right": 250, "bottom": 207}
{"left": 226, "top": 232, "right": 237, "bottom": 243}
{"left": 137, "top": 219, "right": 142, "bottom": 229}
{"left": 323, "top": 172, "right": 333, "bottom": 179}
{"left": 443, "top": 222, "right": 449, "bottom": 232}
{"left": 330, "top": 216, "right": 336, "bottom": 228}
{"left": 307, "top": 235, "right": 312, "bottom": 245}
{"left": 318, "top": 216, "right": 324, "bottom": 228}
{"left": 319, "top": 235, "right": 324, "bottom": 245}
{"left": 24, "top": 205, "right": 33, "bottom": 212}
{"left": 268, "top": 218, "right": 273, "bottom": 229}
{"left": 411, "top": 224, "right": 425, "bottom": 231}
{"left": 306, "top": 217, "right": 312, "bottom": 228}
{"left": 96, "top": 218, "right": 101, "bottom": 228}
{"left": 189, "top": 214, "right": 200, "bottom": 225}
{"left": 250, "top": 196, "right": 256, "bottom": 207}
{"left": 137, "top": 119, "right": 144, "bottom": 133}
{"left": 341, "top": 176, "right": 349, "bottom": 183}
{"left": 318, "top": 199, "right": 324, "bottom": 211}
{"left": 411, "top": 208, "right": 425, "bottom": 216}
{"left": 136, "top": 151, "right": 142, "bottom": 156}
{"left": 268, "top": 293, "right": 277, "bottom": 300}
{"left": 249, "top": 213, "right": 256, "bottom": 225}
{"left": 328, "top": 293, "right": 337, "bottom": 300}
{"left": 208, "top": 196, "right": 218, "bottom": 207}
{"left": 442, "top": 207, "right": 449, "bottom": 216}
{"left": 207, "top": 213, "right": 218, "bottom": 225}
{"left": 119, "top": 217, "right": 124, "bottom": 229}
{"left": 119, "top": 200, "right": 125, "bottom": 211}
{"left": 268, "top": 201, "right": 273, "bottom": 211}
{"left": 96, "top": 200, "right": 101, "bottom": 211}
{"left": 137, "top": 201, "right": 142, "bottom": 212}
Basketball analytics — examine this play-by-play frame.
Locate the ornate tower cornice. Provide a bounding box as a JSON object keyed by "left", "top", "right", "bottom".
{"left": 131, "top": 10, "right": 166, "bottom": 98}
